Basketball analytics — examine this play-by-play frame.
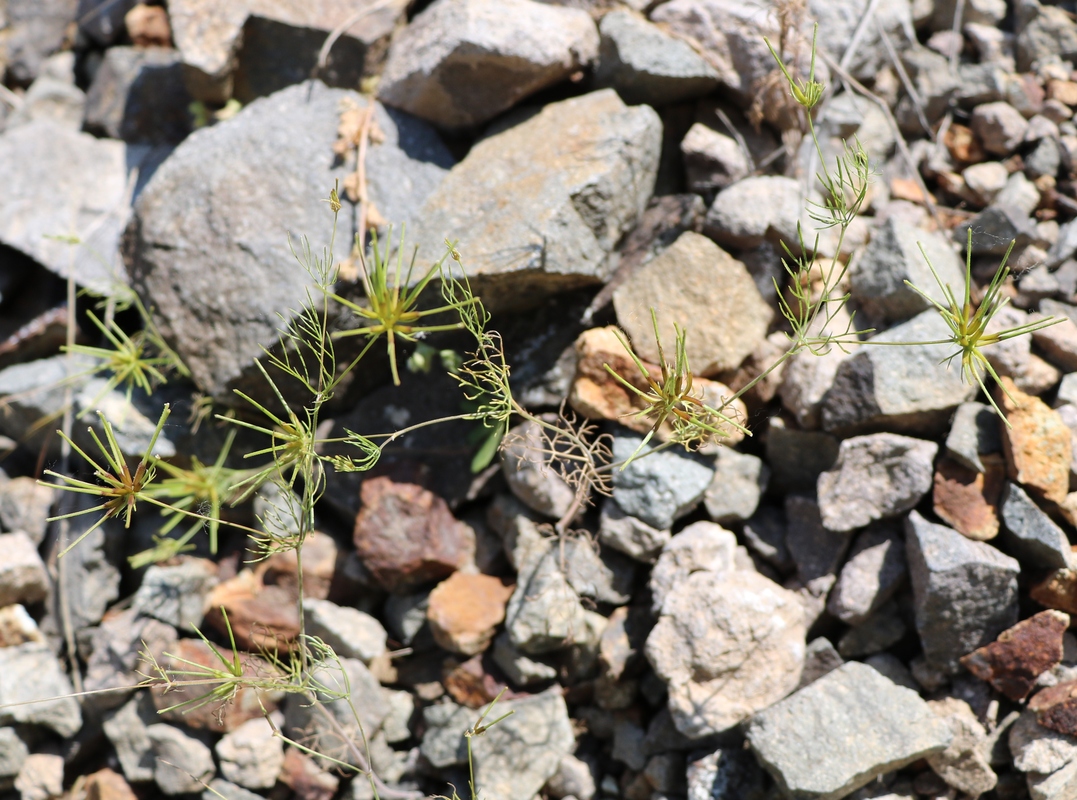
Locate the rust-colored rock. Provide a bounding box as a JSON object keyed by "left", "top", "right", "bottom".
{"left": 933, "top": 455, "right": 1004, "bottom": 540}
{"left": 259, "top": 530, "right": 338, "bottom": 600}
{"left": 945, "top": 123, "right": 985, "bottom": 164}
{"left": 205, "top": 570, "right": 301, "bottom": 653}
{"left": 150, "top": 637, "right": 281, "bottom": 732}
{"left": 353, "top": 477, "right": 472, "bottom": 592}
{"left": 998, "top": 377, "right": 1072, "bottom": 504}
{"left": 279, "top": 748, "right": 339, "bottom": 800}
{"left": 1031, "top": 568, "right": 1077, "bottom": 615}
{"left": 1031, "top": 680, "right": 1077, "bottom": 736}
{"left": 427, "top": 572, "right": 514, "bottom": 655}
{"left": 85, "top": 768, "right": 138, "bottom": 800}
{"left": 568, "top": 326, "right": 747, "bottom": 445}
{"left": 960, "top": 609, "right": 1070, "bottom": 700}
{"left": 442, "top": 654, "right": 511, "bottom": 709}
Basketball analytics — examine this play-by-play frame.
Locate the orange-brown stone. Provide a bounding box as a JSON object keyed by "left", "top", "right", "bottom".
{"left": 427, "top": 572, "right": 514, "bottom": 655}
{"left": 998, "top": 377, "right": 1072, "bottom": 504}
{"left": 933, "top": 455, "right": 1004, "bottom": 540}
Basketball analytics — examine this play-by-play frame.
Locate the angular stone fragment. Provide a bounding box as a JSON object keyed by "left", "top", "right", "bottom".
{"left": 686, "top": 748, "right": 768, "bottom": 800}
{"left": 926, "top": 697, "right": 997, "bottom": 796}
{"left": 933, "top": 455, "right": 1004, "bottom": 541}
{"left": 649, "top": 520, "right": 736, "bottom": 614}
{"left": 597, "top": 499, "right": 669, "bottom": 563}
{"left": 0, "top": 727, "right": 29, "bottom": 786}
{"left": 797, "top": 637, "right": 845, "bottom": 690}
{"left": 146, "top": 724, "right": 215, "bottom": 795}
{"left": 747, "top": 662, "right": 952, "bottom": 800}
{"left": 1010, "top": 708, "right": 1077, "bottom": 773}
{"left": 945, "top": 401, "right": 1002, "bottom": 474}
{"left": 594, "top": 10, "right": 718, "bottom": 106}
{"left": 0, "top": 642, "right": 81, "bottom": 737}
{"left": 84, "top": 46, "right": 190, "bottom": 143}
{"left": 850, "top": 216, "right": 965, "bottom": 323}
{"left": 1034, "top": 569, "right": 1077, "bottom": 616}
{"left": 703, "top": 448, "right": 768, "bottom": 524}
{"left": 501, "top": 420, "right": 577, "bottom": 520}
{"left": 827, "top": 523, "right": 907, "bottom": 626}
{"left": 303, "top": 598, "right": 387, "bottom": 663}
{"left": 378, "top": 0, "right": 597, "bottom": 130}
{"left": 353, "top": 477, "right": 471, "bottom": 592}
{"left": 646, "top": 569, "right": 806, "bottom": 738}
{"left": 205, "top": 571, "right": 300, "bottom": 652}
{"left": 491, "top": 632, "right": 557, "bottom": 686}
{"left": 610, "top": 428, "right": 715, "bottom": 530}
{"left": 906, "top": 511, "right": 1020, "bottom": 673}
{"left": 785, "top": 495, "right": 850, "bottom": 590}
{"left": 821, "top": 310, "right": 977, "bottom": 435}
{"left": 427, "top": 572, "right": 514, "bottom": 655}
{"left": 614, "top": 231, "right": 771, "bottom": 376}
{"left": 1032, "top": 681, "right": 1077, "bottom": 737}
{"left": 972, "top": 102, "right": 1030, "bottom": 155}
{"left": 817, "top": 433, "right": 937, "bottom": 532}
{"left": 681, "top": 123, "right": 751, "bottom": 193}
{"left": 961, "top": 610, "right": 1069, "bottom": 701}
{"left": 0, "top": 532, "right": 47, "bottom": 607}
{"left": 999, "top": 378, "right": 1073, "bottom": 504}
{"left": 15, "top": 754, "right": 63, "bottom": 800}
{"left": 102, "top": 693, "right": 158, "bottom": 783}
{"left": 704, "top": 176, "right": 800, "bottom": 249}
{"left": 132, "top": 558, "right": 218, "bottom": 631}
{"left": 216, "top": 717, "right": 284, "bottom": 790}
{"left": 505, "top": 544, "right": 588, "bottom": 654}
{"left": 129, "top": 82, "right": 452, "bottom": 398}
{"left": 1000, "top": 482, "right": 1075, "bottom": 570}
{"left": 1029, "top": 759, "right": 1077, "bottom": 800}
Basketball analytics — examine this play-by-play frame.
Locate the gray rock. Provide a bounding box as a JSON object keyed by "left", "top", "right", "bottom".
{"left": 380, "top": 688, "right": 414, "bottom": 744}
{"left": 203, "top": 780, "right": 265, "bottom": 800}
{"left": 378, "top": 0, "right": 597, "bottom": 130}
{"left": 1000, "top": 482, "right": 1075, "bottom": 570}
{"left": 283, "top": 658, "right": 389, "bottom": 768}
{"left": 1016, "top": 0, "right": 1077, "bottom": 72}
{"left": 742, "top": 505, "right": 794, "bottom": 572}
{"left": 851, "top": 217, "right": 965, "bottom": 323}
{"left": 85, "top": 46, "right": 191, "bottom": 144}
{"left": 77, "top": 0, "right": 138, "bottom": 46}
{"left": 612, "top": 715, "right": 647, "bottom": 770}
{"left": 797, "top": 637, "right": 845, "bottom": 690}
{"left": 955, "top": 204, "right": 1038, "bottom": 256}
{"left": 704, "top": 448, "right": 768, "bottom": 524}
{"left": 926, "top": 697, "right": 997, "bottom": 796}
{"left": 894, "top": 47, "right": 958, "bottom": 131}
{"left": 681, "top": 123, "right": 751, "bottom": 193}
{"left": 492, "top": 632, "right": 558, "bottom": 686}
{"left": 1029, "top": 759, "right": 1077, "bottom": 800}
{"left": 646, "top": 569, "right": 806, "bottom": 738}
{"left": 128, "top": 82, "right": 453, "bottom": 399}
{"left": 84, "top": 608, "right": 177, "bottom": 712}
{"left": 102, "top": 693, "right": 159, "bottom": 782}
{"left": 1028, "top": 135, "right": 1062, "bottom": 180}
{"left": 964, "top": 161, "right": 1010, "bottom": 204}
{"left": 817, "top": 433, "right": 938, "bottom": 532}
{"left": 169, "top": 0, "right": 404, "bottom": 104}
{"left": 687, "top": 747, "right": 768, "bottom": 800}
{"left": 997, "top": 171, "right": 1042, "bottom": 216}
{"left": 1058, "top": 372, "right": 1077, "bottom": 407}
{"left": 216, "top": 717, "right": 284, "bottom": 790}
{"left": 0, "top": 0, "right": 77, "bottom": 86}
{"left": 0, "top": 728, "right": 29, "bottom": 787}
{"left": 598, "top": 498, "right": 670, "bottom": 563}
{"left": 765, "top": 417, "right": 841, "bottom": 491}
{"left": 1010, "top": 708, "right": 1077, "bottom": 773}
{"left": 545, "top": 753, "right": 596, "bottom": 800}
{"left": 505, "top": 543, "right": 588, "bottom": 654}
{"left": 864, "top": 652, "right": 919, "bottom": 691}
{"left": 837, "top": 600, "right": 908, "bottom": 657}
{"left": 410, "top": 89, "right": 660, "bottom": 313}
{"left": 651, "top": 0, "right": 820, "bottom": 105}
{"left": 814, "top": 0, "right": 916, "bottom": 81}
{"left": 48, "top": 496, "right": 122, "bottom": 634}
{"left": 594, "top": 10, "right": 717, "bottom": 106}
{"left": 611, "top": 428, "right": 715, "bottom": 530}
{"left": 6, "top": 76, "right": 85, "bottom": 130}
{"left": 0, "top": 478, "right": 55, "bottom": 546}
{"left": 132, "top": 558, "right": 218, "bottom": 631}
{"left": 777, "top": 311, "right": 857, "bottom": 432}
{"left": 0, "top": 531, "right": 48, "bottom": 607}
{"left": 0, "top": 643, "right": 81, "bottom": 737}
{"left": 613, "top": 230, "right": 773, "bottom": 375}
{"left": 15, "top": 753, "right": 63, "bottom": 800}
{"left": 147, "top": 724, "right": 216, "bottom": 795}
{"left": 827, "top": 523, "right": 908, "bottom": 626}
{"left": 562, "top": 538, "right": 635, "bottom": 605}
{"left": 303, "top": 598, "right": 388, "bottom": 663}
{"left": 704, "top": 176, "right": 801, "bottom": 249}
{"left": 420, "top": 701, "right": 472, "bottom": 768}
{"left": 501, "top": 420, "right": 577, "bottom": 520}
{"left": 746, "top": 662, "right": 953, "bottom": 800}
{"left": 0, "top": 121, "right": 132, "bottom": 294}
{"left": 650, "top": 520, "right": 737, "bottom": 614}
{"left": 906, "top": 511, "right": 1020, "bottom": 673}
{"left": 785, "top": 495, "right": 851, "bottom": 590}
{"left": 945, "top": 402, "right": 1002, "bottom": 473}
{"left": 973, "top": 102, "right": 1030, "bottom": 156}
{"left": 821, "top": 310, "right": 978, "bottom": 435}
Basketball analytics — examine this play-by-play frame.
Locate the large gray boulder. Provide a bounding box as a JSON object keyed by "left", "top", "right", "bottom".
{"left": 378, "top": 0, "right": 598, "bottom": 131}
{"left": 127, "top": 81, "right": 453, "bottom": 399}
{"left": 747, "top": 662, "right": 953, "bottom": 800}
{"left": 410, "top": 89, "right": 661, "bottom": 312}
{"left": 905, "top": 511, "right": 1020, "bottom": 673}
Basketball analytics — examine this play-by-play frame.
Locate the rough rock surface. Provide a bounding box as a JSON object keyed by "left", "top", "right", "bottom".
{"left": 378, "top": 0, "right": 598, "bottom": 130}
{"left": 827, "top": 523, "right": 908, "bottom": 626}
{"left": 128, "top": 82, "right": 453, "bottom": 398}
{"left": 906, "top": 511, "right": 1021, "bottom": 673}
{"left": 962, "top": 610, "right": 1069, "bottom": 701}
{"left": 747, "top": 662, "right": 952, "bottom": 800}
{"left": 925, "top": 697, "right": 997, "bottom": 796}
{"left": 649, "top": 520, "right": 737, "bottom": 614}
{"left": 646, "top": 569, "right": 806, "bottom": 738}
{"left": 817, "top": 433, "right": 938, "bottom": 532}
{"left": 0, "top": 643, "right": 82, "bottom": 737}
{"left": 1000, "top": 482, "right": 1075, "bottom": 570}
{"left": 409, "top": 89, "right": 660, "bottom": 312}
{"left": 999, "top": 378, "right": 1072, "bottom": 504}
{"left": 426, "top": 572, "right": 514, "bottom": 655}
